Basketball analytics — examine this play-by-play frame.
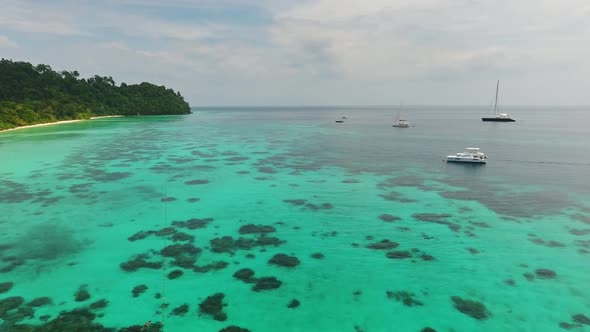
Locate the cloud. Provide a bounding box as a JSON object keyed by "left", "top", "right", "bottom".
{"left": 0, "top": 35, "right": 18, "bottom": 48}
{"left": 1, "top": 0, "right": 589, "bottom": 105}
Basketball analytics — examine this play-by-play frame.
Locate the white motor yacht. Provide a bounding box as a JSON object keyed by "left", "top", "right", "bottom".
{"left": 392, "top": 119, "right": 410, "bottom": 128}
{"left": 446, "top": 148, "right": 487, "bottom": 164}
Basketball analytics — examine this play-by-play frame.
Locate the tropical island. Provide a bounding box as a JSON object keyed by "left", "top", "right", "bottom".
{"left": 0, "top": 59, "right": 191, "bottom": 131}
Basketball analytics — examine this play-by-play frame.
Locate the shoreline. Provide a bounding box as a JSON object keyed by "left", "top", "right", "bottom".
{"left": 0, "top": 115, "right": 124, "bottom": 134}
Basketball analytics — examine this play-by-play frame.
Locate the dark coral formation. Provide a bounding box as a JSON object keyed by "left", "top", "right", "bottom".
{"left": 161, "top": 243, "right": 202, "bottom": 268}
{"left": 239, "top": 224, "right": 276, "bottom": 234}
{"left": 232, "top": 268, "right": 282, "bottom": 292}
{"left": 168, "top": 270, "right": 184, "bottom": 280}
{"left": 89, "top": 299, "right": 109, "bottom": 310}
{"left": 128, "top": 231, "right": 152, "bottom": 242}
{"left": 386, "top": 291, "right": 423, "bottom": 307}
{"left": 379, "top": 214, "right": 401, "bottom": 222}
{"left": 120, "top": 253, "right": 163, "bottom": 272}
{"left": 210, "top": 235, "right": 283, "bottom": 254}
{"left": 451, "top": 296, "right": 490, "bottom": 320}
{"left": 283, "top": 199, "right": 334, "bottom": 211}
{"left": 535, "top": 268, "right": 557, "bottom": 279}
{"left": 311, "top": 252, "right": 325, "bottom": 259}
{"left": 132, "top": 285, "right": 148, "bottom": 298}
{"left": 412, "top": 213, "right": 460, "bottom": 232}
{"left": 573, "top": 314, "right": 590, "bottom": 326}
{"left": 386, "top": 250, "right": 412, "bottom": 259}
{"left": 171, "top": 304, "right": 189, "bottom": 316}
{"left": 219, "top": 326, "right": 251, "bottom": 332}
{"left": 0, "top": 281, "right": 13, "bottom": 293}
{"left": 468, "top": 221, "right": 490, "bottom": 228}
{"left": 233, "top": 268, "right": 256, "bottom": 283}
{"left": 171, "top": 232, "right": 194, "bottom": 242}
{"left": 6, "top": 307, "right": 164, "bottom": 331}
{"left": 268, "top": 254, "right": 300, "bottom": 268}
{"left": 0, "top": 296, "right": 24, "bottom": 316}
{"left": 75, "top": 285, "right": 91, "bottom": 302}
{"left": 287, "top": 299, "right": 300, "bottom": 308}
{"left": 172, "top": 217, "right": 214, "bottom": 230}
{"left": 570, "top": 229, "right": 590, "bottom": 236}
{"left": 193, "top": 261, "right": 229, "bottom": 273}
{"left": 252, "top": 277, "right": 282, "bottom": 292}
{"left": 366, "top": 240, "right": 399, "bottom": 250}
{"left": 528, "top": 234, "right": 566, "bottom": 248}
{"left": 27, "top": 296, "right": 52, "bottom": 307}
{"left": 185, "top": 179, "right": 209, "bottom": 185}
{"left": 198, "top": 293, "right": 227, "bottom": 321}
{"left": 379, "top": 192, "right": 417, "bottom": 203}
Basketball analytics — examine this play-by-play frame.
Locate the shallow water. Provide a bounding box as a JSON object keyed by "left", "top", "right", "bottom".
{"left": 0, "top": 106, "right": 589, "bottom": 331}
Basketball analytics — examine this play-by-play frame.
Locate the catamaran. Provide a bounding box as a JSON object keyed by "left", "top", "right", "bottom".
{"left": 392, "top": 102, "right": 411, "bottom": 127}
{"left": 446, "top": 148, "right": 487, "bottom": 164}
{"left": 482, "top": 80, "right": 515, "bottom": 122}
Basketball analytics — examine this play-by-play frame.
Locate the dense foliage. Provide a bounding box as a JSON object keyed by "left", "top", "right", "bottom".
{"left": 0, "top": 59, "right": 191, "bottom": 130}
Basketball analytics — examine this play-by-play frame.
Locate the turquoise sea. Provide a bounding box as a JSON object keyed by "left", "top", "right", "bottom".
{"left": 0, "top": 106, "right": 589, "bottom": 332}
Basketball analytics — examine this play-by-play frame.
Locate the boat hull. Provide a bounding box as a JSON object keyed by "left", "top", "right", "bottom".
{"left": 392, "top": 125, "right": 410, "bottom": 128}
{"left": 482, "top": 118, "right": 515, "bottom": 122}
{"left": 446, "top": 158, "right": 486, "bottom": 164}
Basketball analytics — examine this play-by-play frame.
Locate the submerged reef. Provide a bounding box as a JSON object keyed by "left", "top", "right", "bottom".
{"left": 287, "top": 299, "right": 300, "bottom": 308}
{"left": 210, "top": 235, "right": 284, "bottom": 254}
{"left": 252, "top": 277, "right": 282, "bottom": 292}
{"left": 451, "top": 296, "right": 491, "bottom": 320}
{"left": 239, "top": 224, "right": 276, "bottom": 234}
{"left": 366, "top": 240, "right": 399, "bottom": 250}
{"left": 120, "top": 253, "right": 163, "bottom": 272}
{"left": 28, "top": 297, "right": 52, "bottom": 307}
{"left": 172, "top": 217, "right": 214, "bottom": 230}
{"left": 4, "top": 307, "right": 164, "bottom": 331}
{"left": 171, "top": 303, "right": 189, "bottom": 316}
{"left": 232, "top": 268, "right": 282, "bottom": 292}
{"left": 184, "top": 179, "right": 209, "bottom": 185}
{"left": 0, "top": 281, "right": 13, "bottom": 293}
{"left": 412, "top": 213, "right": 460, "bottom": 232}
{"left": 131, "top": 285, "right": 148, "bottom": 298}
{"left": 379, "top": 214, "right": 401, "bottom": 222}
{"left": 535, "top": 268, "right": 557, "bottom": 279}
{"left": 386, "top": 250, "right": 412, "bottom": 259}
{"left": 283, "top": 199, "right": 334, "bottom": 211}
{"left": 74, "top": 285, "right": 91, "bottom": 302}
{"left": 168, "top": 269, "right": 184, "bottom": 279}
{"left": 311, "top": 252, "right": 325, "bottom": 259}
{"left": 198, "top": 293, "right": 227, "bottom": 321}
{"left": 268, "top": 254, "right": 300, "bottom": 268}
{"left": 219, "top": 326, "right": 251, "bottom": 332}
{"left": 386, "top": 291, "right": 424, "bottom": 307}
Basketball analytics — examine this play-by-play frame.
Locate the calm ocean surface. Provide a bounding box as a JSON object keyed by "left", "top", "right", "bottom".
{"left": 0, "top": 106, "right": 589, "bottom": 331}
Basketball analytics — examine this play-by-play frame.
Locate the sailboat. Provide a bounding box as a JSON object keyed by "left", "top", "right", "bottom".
{"left": 482, "top": 80, "right": 515, "bottom": 122}
{"left": 392, "top": 102, "right": 411, "bottom": 128}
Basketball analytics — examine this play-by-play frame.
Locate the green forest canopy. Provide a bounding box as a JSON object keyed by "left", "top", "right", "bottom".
{"left": 0, "top": 59, "right": 191, "bottom": 130}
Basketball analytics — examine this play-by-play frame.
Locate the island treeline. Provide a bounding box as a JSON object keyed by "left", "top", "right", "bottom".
{"left": 0, "top": 59, "right": 191, "bottom": 130}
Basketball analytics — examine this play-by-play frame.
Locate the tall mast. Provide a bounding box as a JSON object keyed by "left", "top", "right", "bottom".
{"left": 494, "top": 80, "right": 499, "bottom": 115}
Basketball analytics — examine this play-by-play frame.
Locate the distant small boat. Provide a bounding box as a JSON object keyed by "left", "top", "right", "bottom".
{"left": 335, "top": 120, "right": 344, "bottom": 123}
{"left": 482, "top": 80, "right": 515, "bottom": 122}
{"left": 392, "top": 102, "right": 411, "bottom": 127}
{"left": 446, "top": 148, "right": 487, "bottom": 164}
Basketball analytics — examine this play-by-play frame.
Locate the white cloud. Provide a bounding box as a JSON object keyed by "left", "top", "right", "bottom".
{"left": 1, "top": 0, "right": 589, "bottom": 105}
{"left": 0, "top": 35, "right": 18, "bottom": 48}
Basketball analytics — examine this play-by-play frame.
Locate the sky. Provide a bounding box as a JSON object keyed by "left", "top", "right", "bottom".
{"left": 1, "top": 0, "right": 589, "bottom": 106}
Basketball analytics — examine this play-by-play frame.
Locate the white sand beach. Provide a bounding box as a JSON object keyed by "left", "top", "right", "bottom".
{"left": 0, "top": 115, "right": 124, "bottom": 134}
